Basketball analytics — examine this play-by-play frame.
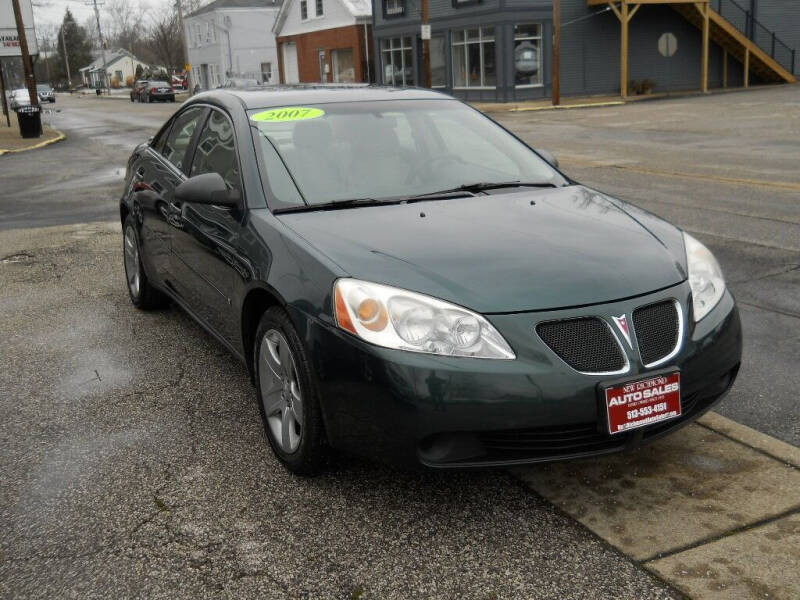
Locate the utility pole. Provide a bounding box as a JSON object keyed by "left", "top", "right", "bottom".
{"left": 61, "top": 26, "right": 72, "bottom": 87}
{"left": 42, "top": 36, "right": 51, "bottom": 83}
{"left": 552, "top": 0, "right": 561, "bottom": 106}
{"left": 176, "top": 0, "right": 192, "bottom": 91}
{"left": 420, "top": 0, "right": 431, "bottom": 87}
{"left": 87, "top": 0, "right": 109, "bottom": 92}
{"left": 0, "top": 62, "right": 10, "bottom": 127}
{"left": 11, "top": 0, "right": 39, "bottom": 107}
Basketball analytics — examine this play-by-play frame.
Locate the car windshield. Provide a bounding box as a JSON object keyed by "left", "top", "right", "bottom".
{"left": 250, "top": 99, "right": 567, "bottom": 209}
{"left": 37, "top": 84, "right": 51, "bottom": 91}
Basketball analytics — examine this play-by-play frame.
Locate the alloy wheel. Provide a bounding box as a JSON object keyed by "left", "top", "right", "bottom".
{"left": 123, "top": 226, "right": 140, "bottom": 298}
{"left": 259, "top": 329, "right": 303, "bottom": 453}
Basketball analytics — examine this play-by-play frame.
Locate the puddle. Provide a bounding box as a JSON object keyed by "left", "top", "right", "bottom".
{"left": 1, "top": 251, "right": 34, "bottom": 264}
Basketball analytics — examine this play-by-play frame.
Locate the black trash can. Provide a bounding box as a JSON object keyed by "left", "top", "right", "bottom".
{"left": 16, "top": 105, "right": 42, "bottom": 139}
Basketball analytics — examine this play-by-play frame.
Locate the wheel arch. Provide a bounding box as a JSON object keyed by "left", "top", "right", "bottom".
{"left": 241, "top": 284, "right": 289, "bottom": 383}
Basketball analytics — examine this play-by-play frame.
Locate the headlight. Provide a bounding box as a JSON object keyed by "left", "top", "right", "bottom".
{"left": 684, "top": 232, "right": 725, "bottom": 321}
{"left": 333, "top": 279, "right": 515, "bottom": 359}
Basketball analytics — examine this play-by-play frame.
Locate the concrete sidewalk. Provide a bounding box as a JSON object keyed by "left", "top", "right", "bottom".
{"left": 0, "top": 112, "right": 64, "bottom": 155}
{"left": 514, "top": 413, "right": 800, "bottom": 599}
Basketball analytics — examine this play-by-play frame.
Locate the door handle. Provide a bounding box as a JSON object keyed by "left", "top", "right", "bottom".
{"left": 135, "top": 166, "right": 146, "bottom": 179}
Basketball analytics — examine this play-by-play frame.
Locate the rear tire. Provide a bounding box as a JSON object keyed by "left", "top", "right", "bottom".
{"left": 254, "top": 307, "right": 326, "bottom": 475}
{"left": 122, "top": 216, "right": 168, "bottom": 310}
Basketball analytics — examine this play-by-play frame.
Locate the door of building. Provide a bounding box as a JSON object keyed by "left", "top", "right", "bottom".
{"left": 282, "top": 43, "right": 299, "bottom": 83}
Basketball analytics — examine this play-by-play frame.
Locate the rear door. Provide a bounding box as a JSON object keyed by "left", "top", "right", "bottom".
{"left": 169, "top": 108, "right": 250, "bottom": 343}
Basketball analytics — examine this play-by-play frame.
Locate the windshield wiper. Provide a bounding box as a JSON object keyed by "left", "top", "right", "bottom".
{"left": 408, "top": 181, "right": 560, "bottom": 200}
{"left": 273, "top": 197, "right": 390, "bottom": 214}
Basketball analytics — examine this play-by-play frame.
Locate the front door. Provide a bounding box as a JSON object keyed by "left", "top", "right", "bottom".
{"left": 318, "top": 50, "right": 327, "bottom": 82}
{"left": 169, "top": 108, "right": 249, "bottom": 344}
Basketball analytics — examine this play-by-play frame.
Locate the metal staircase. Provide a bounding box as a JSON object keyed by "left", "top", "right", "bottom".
{"left": 673, "top": 0, "right": 796, "bottom": 84}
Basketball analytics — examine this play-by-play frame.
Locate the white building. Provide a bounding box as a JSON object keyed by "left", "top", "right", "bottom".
{"left": 185, "top": 0, "right": 282, "bottom": 90}
{"left": 79, "top": 49, "right": 151, "bottom": 88}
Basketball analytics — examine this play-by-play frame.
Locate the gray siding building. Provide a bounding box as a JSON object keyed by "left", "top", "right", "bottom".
{"left": 371, "top": 0, "right": 798, "bottom": 102}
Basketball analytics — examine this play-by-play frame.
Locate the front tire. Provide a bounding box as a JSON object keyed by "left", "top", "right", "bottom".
{"left": 254, "top": 307, "right": 326, "bottom": 475}
{"left": 122, "top": 216, "right": 167, "bottom": 310}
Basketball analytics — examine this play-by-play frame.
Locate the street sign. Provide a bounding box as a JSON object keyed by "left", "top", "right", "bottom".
{"left": 658, "top": 33, "right": 677, "bottom": 58}
{"left": 420, "top": 24, "right": 431, "bottom": 41}
{"left": 0, "top": 0, "right": 37, "bottom": 57}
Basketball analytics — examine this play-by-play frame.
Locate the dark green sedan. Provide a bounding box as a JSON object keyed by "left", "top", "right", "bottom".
{"left": 121, "top": 86, "right": 741, "bottom": 474}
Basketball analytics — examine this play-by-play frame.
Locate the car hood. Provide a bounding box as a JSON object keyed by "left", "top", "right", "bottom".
{"left": 279, "top": 185, "right": 688, "bottom": 313}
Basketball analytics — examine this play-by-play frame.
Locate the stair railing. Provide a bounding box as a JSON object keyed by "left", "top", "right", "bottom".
{"left": 713, "top": 0, "right": 795, "bottom": 74}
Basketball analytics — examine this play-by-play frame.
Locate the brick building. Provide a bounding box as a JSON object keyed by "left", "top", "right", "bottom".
{"left": 273, "top": 0, "right": 374, "bottom": 83}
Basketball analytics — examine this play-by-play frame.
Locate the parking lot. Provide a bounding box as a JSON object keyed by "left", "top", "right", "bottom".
{"left": 1, "top": 88, "right": 798, "bottom": 598}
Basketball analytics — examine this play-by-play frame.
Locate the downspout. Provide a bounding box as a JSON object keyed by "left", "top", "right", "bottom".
{"left": 363, "top": 22, "right": 370, "bottom": 83}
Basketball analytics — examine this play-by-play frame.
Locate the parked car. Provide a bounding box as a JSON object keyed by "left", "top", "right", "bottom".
{"left": 172, "top": 74, "right": 188, "bottom": 90}
{"left": 218, "top": 78, "right": 260, "bottom": 89}
{"left": 140, "top": 80, "right": 175, "bottom": 103}
{"left": 130, "top": 80, "right": 149, "bottom": 102}
{"left": 36, "top": 84, "right": 55, "bottom": 103}
{"left": 120, "top": 87, "right": 742, "bottom": 474}
{"left": 9, "top": 89, "right": 31, "bottom": 110}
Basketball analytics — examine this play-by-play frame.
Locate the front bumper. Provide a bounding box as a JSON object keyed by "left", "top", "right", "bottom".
{"left": 301, "top": 282, "right": 742, "bottom": 467}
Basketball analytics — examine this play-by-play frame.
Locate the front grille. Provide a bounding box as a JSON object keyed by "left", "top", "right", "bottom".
{"left": 537, "top": 318, "right": 626, "bottom": 373}
{"left": 633, "top": 300, "right": 680, "bottom": 365}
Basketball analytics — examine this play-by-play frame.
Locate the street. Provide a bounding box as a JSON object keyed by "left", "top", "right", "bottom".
{"left": 1, "top": 89, "right": 798, "bottom": 598}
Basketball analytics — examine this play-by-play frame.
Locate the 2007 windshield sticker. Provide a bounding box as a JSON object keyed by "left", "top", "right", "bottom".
{"left": 250, "top": 107, "right": 325, "bottom": 123}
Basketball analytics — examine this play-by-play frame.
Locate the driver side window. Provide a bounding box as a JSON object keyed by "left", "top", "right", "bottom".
{"left": 190, "top": 110, "right": 242, "bottom": 195}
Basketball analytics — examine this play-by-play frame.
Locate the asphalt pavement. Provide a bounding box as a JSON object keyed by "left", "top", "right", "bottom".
{"left": 1, "top": 89, "right": 798, "bottom": 598}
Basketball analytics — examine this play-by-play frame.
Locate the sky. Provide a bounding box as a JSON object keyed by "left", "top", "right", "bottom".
{"left": 32, "top": 0, "right": 157, "bottom": 31}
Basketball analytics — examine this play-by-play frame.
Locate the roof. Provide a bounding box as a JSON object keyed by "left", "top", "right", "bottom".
{"left": 186, "top": 85, "right": 452, "bottom": 110}
{"left": 273, "top": 0, "right": 370, "bottom": 35}
{"left": 79, "top": 49, "right": 144, "bottom": 72}
{"left": 186, "top": 0, "right": 281, "bottom": 18}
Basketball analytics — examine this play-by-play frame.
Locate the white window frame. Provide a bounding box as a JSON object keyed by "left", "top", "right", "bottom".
{"left": 451, "top": 27, "right": 496, "bottom": 90}
{"left": 261, "top": 62, "right": 272, "bottom": 83}
{"left": 315, "top": 0, "right": 324, "bottom": 17}
{"left": 380, "top": 36, "right": 414, "bottom": 87}
{"left": 514, "top": 23, "right": 543, "bottom": 89}
{"left": 384, "top": 0, "right": 404, "bottom": 17}
{"left": 300, "top": 0, "right": 308, "bottom": 20}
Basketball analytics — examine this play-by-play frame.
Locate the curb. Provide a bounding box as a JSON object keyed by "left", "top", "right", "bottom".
{"left": 698, "top": 411, "right": 800, "bottom": 468}
{"left": 510, "top": 100, "right": 626, "bottom": 113}
{"left": 0, "top": 129, "right": 66, "bottom": 156}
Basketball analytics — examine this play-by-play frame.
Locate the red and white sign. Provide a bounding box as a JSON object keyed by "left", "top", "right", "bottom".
{"left": 604, "top": 372, "right": 681, "bottom": 434}
{"left": 1, "top": 0, "right": 38, "bottom": 57}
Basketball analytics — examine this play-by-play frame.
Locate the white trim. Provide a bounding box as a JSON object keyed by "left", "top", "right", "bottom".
{"left": 635, "top": 299, "right": 685, "bottom": 369}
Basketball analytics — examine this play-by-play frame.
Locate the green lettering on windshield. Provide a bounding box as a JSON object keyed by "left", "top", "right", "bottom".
{"left": 251, "top": 107, "right": 325, "bottom": 123}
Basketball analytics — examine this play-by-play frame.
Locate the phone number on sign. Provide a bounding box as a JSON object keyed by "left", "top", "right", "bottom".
{"left": 627, "top": 402, "right": 669, "bottom": 420}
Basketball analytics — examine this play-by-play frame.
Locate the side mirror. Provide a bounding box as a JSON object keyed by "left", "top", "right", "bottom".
{"left": 536, "top": 149, "right": 559, "bottom": 169}
{"left": 174, "top": 172, "right": 240, "bottom": 207}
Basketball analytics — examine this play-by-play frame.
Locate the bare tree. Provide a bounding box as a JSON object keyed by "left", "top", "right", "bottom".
{"left": 148, "top": 5, "right": 184, "bottom": 73}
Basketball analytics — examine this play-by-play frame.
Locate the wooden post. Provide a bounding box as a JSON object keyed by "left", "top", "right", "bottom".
{"left": 11, "top": 0, "right": 39, "bottom": 107}
{"left": 744, "top": 47, "right": 750, "bottom": 87}
{"left": 553, "top": 0, "right": 561, "bottom": 105}
{"left": 722, "top": 48, "right": 728, "bottom": 88}
{"left": 621, "top": 1, "right": 629, "bottom": 98}
{"left": 700, "top": 2, "right": 709, "bottom": 92}
{"left": 421, "top": 0, "right": 431, "bottom": 87}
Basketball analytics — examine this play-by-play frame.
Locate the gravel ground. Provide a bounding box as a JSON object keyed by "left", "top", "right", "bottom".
{"left": 0, "top": 223, "right": 679, "bottom": 598}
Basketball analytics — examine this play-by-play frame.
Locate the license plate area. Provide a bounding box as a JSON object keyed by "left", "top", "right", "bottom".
{"left": 603, "top": 371, "right": 681, "bottom": 435}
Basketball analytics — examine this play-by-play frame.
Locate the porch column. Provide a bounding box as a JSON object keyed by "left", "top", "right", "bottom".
{"left": 621, "top": 1, "right": 629, "bottom": 98}
{"left": 699, "top": 2, "right": 709, "bottom": 92}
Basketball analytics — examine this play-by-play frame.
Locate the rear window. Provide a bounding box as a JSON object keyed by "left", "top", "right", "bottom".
{"left": 150, "top": 81, "right": 170, "bottom": 87}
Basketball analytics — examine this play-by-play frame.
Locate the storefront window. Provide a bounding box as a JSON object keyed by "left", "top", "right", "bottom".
{"left": 451, "top": 27, "right": 495, "bottom": 88}
{"left": 430, "top": 36, "right": 445, "bottom": 88}
{"left": 514, "top": 24, "right": 542, "bottom": 87}
{"left": 381, "top": 37, "right": 414, "bottom": 87}
{"left": 332, "top": 48, "right": 355, "bottom": 83}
